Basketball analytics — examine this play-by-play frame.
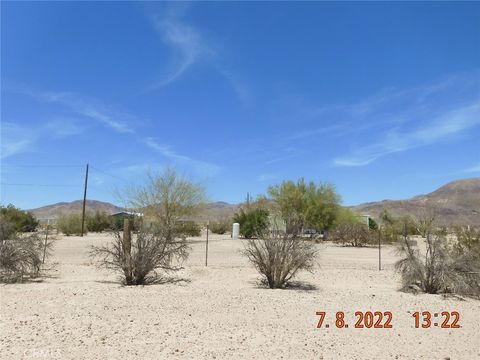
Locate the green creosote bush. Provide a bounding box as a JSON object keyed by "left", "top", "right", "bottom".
{"left": 175, "top": 221, "right": 201, "bottom": 237}
{"left": 233, "top": 206, "right": 269, "bottom": 239}
{"left": 0, "top": 204, "right": 38, "bottom": 233}
{"left": 57, "top": 213, "right": 86, "bottom": 236}
{"left": 86, "top": 211, "right": 112, "bottom": 233}
{"left": 267, "top": 179, "right": 341, "bottom": 237}
{"left": 209, "top": 219, "right": 231, "bottom": 235}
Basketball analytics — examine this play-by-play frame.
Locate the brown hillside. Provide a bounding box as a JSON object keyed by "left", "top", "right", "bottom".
{"left": 28, "top": 200, "right": 124, "bottom": 219}
{"left": 353, "top": 178, "right": 480, "bottom": 226}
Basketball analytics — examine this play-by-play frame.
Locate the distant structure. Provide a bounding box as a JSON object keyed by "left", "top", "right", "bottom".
{"left": 36, "top": 217, "right": 57, "bottom": 226}
{"left": 110, "top": 211, "right": 143, "bottom": 220}
{"left": 361, "top": 214, "right": 371, "bottom": 226}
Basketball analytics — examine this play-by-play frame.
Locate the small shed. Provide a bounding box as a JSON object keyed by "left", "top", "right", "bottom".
{"left": 110, "top": 211, "right": 143, "bottom": 229}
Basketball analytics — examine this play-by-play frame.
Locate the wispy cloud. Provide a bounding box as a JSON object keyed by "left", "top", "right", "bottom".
{"left": 1, "top": 119, "right": 84, "bottom": 159}
{"left": 150, "top": 9, "right": 214, "bottom": 88}
{"left": 334, "top": 102, "right": 480, "bottom": 167}
{"left": 5, "top": 84, "right": 221, "bottom": 174}
{"left": 44, "top": 118, "right": 84, "bottom": 138}
{"left": 39, "top": 92, "right": 135, "bottom": 134}
{"left": 463, "top": 163, "right": 480, "bottom": 173}
{"left": 272, "top": 71, "right": 480, "bottom": 155}
{"left": 144, "top": 137, "right": 191, "bottom": 162}
{"left": 257, "top": 173, "right": 278, "bottom": 182}
{"left": 265, "top": 147, "right": 305, "bottom": 165}
{"left": 143, "top": 137, "right": 221, "bottom": 177}
{"left": 151, "top": 4, "right": 215, "bottom": 89}
{"left": 148, "top": 5, "right": 251, "bottom": 105}
{"left": 289, "top": 71, "right": 480, "bottom": 167}
{"left": 11, "top": 85, "right": 136, "bottom": 134}
{"left": 1, "top": 122, "right": 37, "bottom": 159}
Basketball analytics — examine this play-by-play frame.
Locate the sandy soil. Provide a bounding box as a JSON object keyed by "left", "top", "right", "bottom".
{"left": 1, "top": 233, "right": 479, "bottom": 359}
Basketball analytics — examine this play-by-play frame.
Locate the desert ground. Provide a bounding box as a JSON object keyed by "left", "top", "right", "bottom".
{"left": 1, "top": 233, "right": 479, "bottom": 360}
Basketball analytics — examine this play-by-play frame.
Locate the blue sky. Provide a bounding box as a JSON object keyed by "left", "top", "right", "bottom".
{"left": 1, "top": 1, "right": 479, "bottom": 210}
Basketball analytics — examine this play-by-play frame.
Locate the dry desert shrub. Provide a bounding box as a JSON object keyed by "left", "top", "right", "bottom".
{"left": 453, "top": 226, "right": 480, "bottom": 256}
{"left": 92, "top": 168, "right": 204, "bottom": 285}
{"left": 90, "top": 219, "right": 189, "bottom": 285}
{"left": 209, "top": 219, "right": 231, "bottom": 235}
{"left": 0, "top": 226, "right": 54, "bottom": 283}
{"left": 243, "top": 232, "right": 318, "bottom": 289}
{"left": 396, "top": 228, "right": 480, "bottom": 297}
{"left": 175, "top": 221, "right": 201, "bottom": 237}
{"left": 330, "top": 222, "right": 373, "bottom": 247}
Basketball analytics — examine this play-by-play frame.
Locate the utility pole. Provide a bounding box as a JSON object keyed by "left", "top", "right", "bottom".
{"left": 81, "top": 163, "right": 89, "bottom": 237}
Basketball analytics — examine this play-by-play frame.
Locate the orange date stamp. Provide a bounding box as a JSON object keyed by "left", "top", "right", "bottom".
{"left": 315, "top": 311, "right": 461, "bottom": 329}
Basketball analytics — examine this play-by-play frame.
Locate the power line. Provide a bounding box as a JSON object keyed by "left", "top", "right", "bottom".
{"left": 1, "top": 183, "right": 81, "bottom": 187}
{"left": 90, "top": 165, "right": 132, "bottom": 183}
{"left": 1, "top": 164, "right": 84, "bottom": 168}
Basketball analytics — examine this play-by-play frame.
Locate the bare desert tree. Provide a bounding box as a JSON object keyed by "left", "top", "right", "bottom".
{"left": 242, "top": 231, "right": 318, "bottom": 289}
{"left": 412, "top": 206, "right": 438, "bottom": 238}
{"left": 126, "top": 167, "right": 207, "bottom": 239}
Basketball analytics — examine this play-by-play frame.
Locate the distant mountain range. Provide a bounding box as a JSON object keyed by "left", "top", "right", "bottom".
{"left": 28, "top": 200, "right": 239, "bottom": 222}
{"left": 353, "top": 178, "right": 480, "bottom": 226}
{"left": 28, "top": 178, "right": 480, "bottom": 225}
{"left": 28, "top": 200, "right": 124, "bottom": 220}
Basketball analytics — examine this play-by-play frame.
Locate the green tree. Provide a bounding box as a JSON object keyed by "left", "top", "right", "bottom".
{"left": 86, "top": 211, "right": 111, "bottom": 232}
{"left": 127, "top": 167, "right": 207, "bottom": 240}
{"left": 233, "top": 204, "right": 269, "bottom": 239}
{"left": 267, "top": 178, "right": 341, "bottom": 236}
{"left": 332, "top": 207, "right": 361, "bottom": 227}
{"left": 0, "top": 204, "right": 38, "bottom": 234}
{"left": 368, "top": 218, "right": 378, "bottom": 231}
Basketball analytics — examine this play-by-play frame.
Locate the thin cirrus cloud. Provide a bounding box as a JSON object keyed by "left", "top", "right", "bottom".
{"left": 148, "top": 7, "right": 251, "bottom": 105}
{"left": 334, "top": 101, "right": 480, "bottom": 167}
{"left": 143, "top": 137, "right": 221, "bottom": 177}
{"left": 151, "top": 14, "right": 214, "bottom": 88}
{"left": 463, "top": 163, "right": 480, "bottom": 173}
{"left": 5, "top": 84, "right": 221, "bottom": 176}
{"left": 36, "top": 91, "right": 135, "bottom": 134}
{"left": 1, "top": 122, "right": 37, "bottom": 159}
{"left": 9, "top": 84, "right": 135, "bottom": 134}
{"left": 257, "top": 173, "right": 278, "bottom": 182}
{"left": 270, "top": 71, "right": 480, "bottom": 167}
{"left": 1, "top": 118, "right": 83, "bottom": 159}
{"left": 273, "top": 71, "right": 480, "bottom": 156}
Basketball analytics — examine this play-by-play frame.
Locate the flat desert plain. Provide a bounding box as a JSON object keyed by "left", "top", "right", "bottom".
{"left": 1, "top": 233, "right": 479, "bottom": 360}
